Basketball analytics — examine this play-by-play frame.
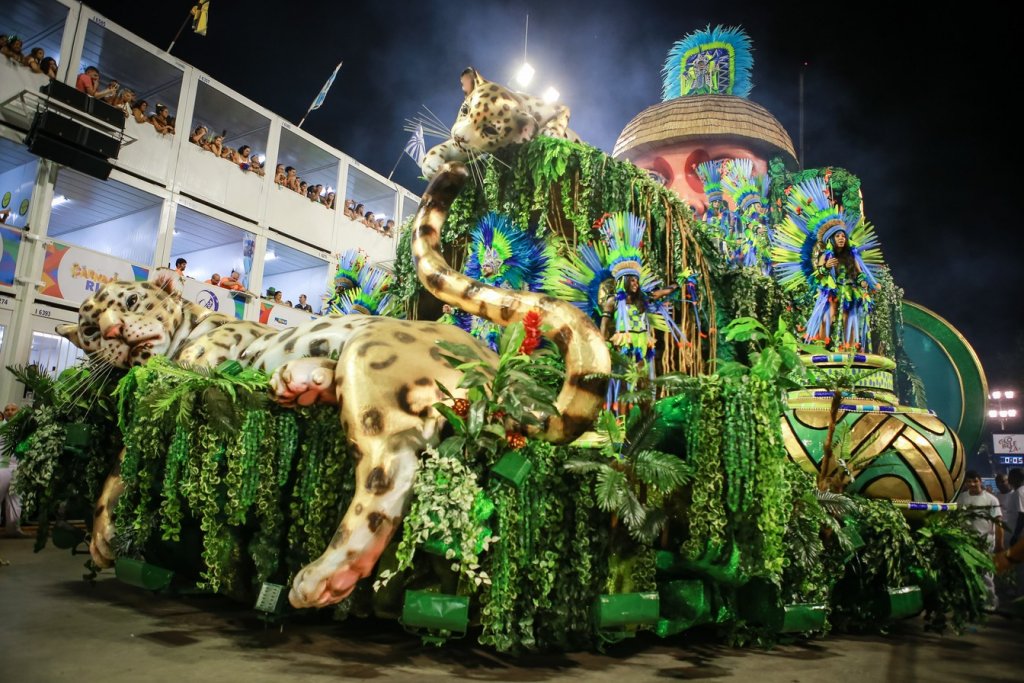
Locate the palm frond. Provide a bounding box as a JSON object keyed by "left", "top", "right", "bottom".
{"left": 815, "top": 489, "right": 858, "bottom": 520}
{"left": 633, "top": 450, "right": 692, "bottom": 492}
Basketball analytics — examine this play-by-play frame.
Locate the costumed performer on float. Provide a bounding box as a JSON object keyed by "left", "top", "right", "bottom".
{"left": 552, "top": 212, "right": 684, "bottom": 413}
{"left": 441, "top": 212, "right": 555, "bottom": 351}
{"left": 770, "top": 177, "right": 883, "bottom": 350}
{"left": 324, "top": 249, "right": 367, "bottom": 313}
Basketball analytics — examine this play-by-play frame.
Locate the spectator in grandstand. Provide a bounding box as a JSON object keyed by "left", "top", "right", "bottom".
{"left": 363, "top": 211, "right": 377, "bottom": 230}
{"left": 205, "top": 273, "right": 221, "bottom": 286}
{"left": 75, "top": 65, "right": 118, "bottom": 99}
{"left": 219, "top": 270, "right": 245, "bottom": 291}
{"left": 190, "top": 125, "right": 208, "bottom": 146}
{"left": 2, "top": 36, "right": 24, "bottom": 62}
{"left": 325, "top": 191, "right": 337, "bottom": 209}
{"left": 205, "top": 134, "right": 224, "bottom": 157}
{"left": 296, "top": 294, "right": 313, "bottom": 313}
{"left": 344, "top": 199, "right": 356, "bottom": 218}
{"left": 38, "top": 56, "right": 57, "bottom": 79}
{"left": 273, "top": 290, "right": 284, "bottom": 305}
{"left": 150, "top": 104, "right": 173, "bottom": 135}
{"left": 285, "top": 300, "right": 293, "bottom": 308}
{"left": 21, "top": 46, "right": 44, "bottom": 71}
{"left": 353, "top": 203, "right": 365, "bottom": 220}
{"left": 108, "top": 88, "right": 135, "bottom": 117}
{"left": 251, "top": 157, "right": 265, "bottom": 177}
{"left": 220, "top": 146, "right": 234, "bottom": 160}
{"left": 274, "top": 164, "right": 286, "bottom": 186}
{"left": 299, "top": 181, "right": 309, "bottom": 197}
{"left": 234, "top": 144, "right": 251, "bottom": 166}
{"left": 131, "top": 99, "right": 149, "bottom": 124}
{"left": 383, "top": 219, "right": 395, "bottom": 237}
{"left": 285, "top": 166, "right": 299, "bottom": 192}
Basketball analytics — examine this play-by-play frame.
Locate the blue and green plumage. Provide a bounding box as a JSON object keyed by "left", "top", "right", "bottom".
{"left": 327, "top": 265, "right": 401, "bottom": 318}
{"left": 661, "top": 25, "right": 754, "bottom": 101}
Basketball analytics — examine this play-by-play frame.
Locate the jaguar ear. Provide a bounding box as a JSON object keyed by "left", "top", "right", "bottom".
{"left": 56, "top": 323, "right": 82, "bottom": 349}
{"left": 151, "top": 268, "right": 181, "bottom": 297}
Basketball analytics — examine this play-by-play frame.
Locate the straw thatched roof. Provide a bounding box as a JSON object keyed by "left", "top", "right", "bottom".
{"left": 613, "top": 95, "right": 798, "bottom": 167}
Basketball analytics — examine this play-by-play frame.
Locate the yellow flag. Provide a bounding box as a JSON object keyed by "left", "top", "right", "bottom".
{"left": 191, "top": 1, "right": 209, "bottom": 36}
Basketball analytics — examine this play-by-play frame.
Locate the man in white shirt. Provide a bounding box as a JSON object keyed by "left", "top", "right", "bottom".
{"left": 956, "top": 470, "right": 1004, "bottom": 609}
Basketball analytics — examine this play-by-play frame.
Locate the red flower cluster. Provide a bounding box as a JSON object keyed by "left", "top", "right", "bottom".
{"left": 506, "top": 432, "right": 527, "bottom": 450}
{"left": 452, "top": 398, "right": 470, "bottom": 417}
{"left": 519, "top": 310, "right": 542, "bottom": 355}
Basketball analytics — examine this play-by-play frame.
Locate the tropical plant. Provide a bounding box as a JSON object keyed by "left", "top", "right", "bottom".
{"left": 565, "top": 409, "right": 691, "bottom": 544}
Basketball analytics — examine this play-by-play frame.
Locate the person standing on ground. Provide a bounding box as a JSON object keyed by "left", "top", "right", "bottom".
{"left": 957, "top": 470, "right": 1004, "bottom": 609}
{"left": 0, "top": 403, "right": 28, "bottom": 539}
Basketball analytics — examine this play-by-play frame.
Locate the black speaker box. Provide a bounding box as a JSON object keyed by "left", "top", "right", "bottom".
{"left": 30, "top": 110, "right": 121, "bottom": 159}
{"left": 38, "top": 80, "right": 125, "bottom": 130}
{"left": 26, "top": 130, "right": 112, "bottom": 181}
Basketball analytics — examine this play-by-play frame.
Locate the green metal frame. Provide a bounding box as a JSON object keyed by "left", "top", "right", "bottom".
{"left": 901, "top": 301, "right": 988, "bottom": 455}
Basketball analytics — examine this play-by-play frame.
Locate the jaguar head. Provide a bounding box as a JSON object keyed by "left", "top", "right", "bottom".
{"left": 450, "top": 68, "right": 538, "bottom": 154}
{"left": 57, "top": 274, "right": 185, "bottom": 368}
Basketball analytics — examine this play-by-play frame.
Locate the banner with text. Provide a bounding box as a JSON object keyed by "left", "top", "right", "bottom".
{"left": 994, "top": 434, "right": 1024, "bottom": 454}
{"left": 38, "top": 241, "right": 149, "bottom": 305}
{"left": 258, "top": 300, "right": 318, "bottom": 329}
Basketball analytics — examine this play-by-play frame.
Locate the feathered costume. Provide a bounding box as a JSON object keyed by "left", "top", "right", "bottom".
{"left": 327, "top": 265, "right": 401, "bottom": 318}
{"left": 662, "top": 25, "right": 754, "bottom": 100}
{"left": 770, "top": 178, "right": 883, "bottom": 350}
{"left": 324, "top": 248, "right": 366, "bottom": 311}
{"left": 721, "top": 158, "right": 772, "bottom": 274}
{"left": 449, "top": 212, "right": 556, "bottom": 351}
{"left": 551, "top": 212, "right": 686, "bottom": 412}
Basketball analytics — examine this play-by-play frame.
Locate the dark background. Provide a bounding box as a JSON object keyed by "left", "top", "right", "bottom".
{"left": 81, "top": 0, "right": 1022, "bottom": 392}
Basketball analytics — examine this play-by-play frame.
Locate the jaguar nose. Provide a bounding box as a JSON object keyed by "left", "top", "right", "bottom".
{"left": 103, "top": 323, "right": 123, "bottom": 340}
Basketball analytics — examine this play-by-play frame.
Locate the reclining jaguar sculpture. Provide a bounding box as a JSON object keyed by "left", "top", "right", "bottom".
{"left": 56, "top": 162, "right": 610, "bottom": 609}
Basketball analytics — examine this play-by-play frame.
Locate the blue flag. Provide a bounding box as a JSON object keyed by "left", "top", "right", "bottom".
{"left": 311, "top": 62, "right": 342, "bottom": 112}
{"left": 403, "top": 123, "right": 425, "bottom": 165}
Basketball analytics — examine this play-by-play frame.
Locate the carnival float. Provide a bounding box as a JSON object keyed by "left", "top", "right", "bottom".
{"left": 1, "top": 26, "right": 998, "bottom": 650}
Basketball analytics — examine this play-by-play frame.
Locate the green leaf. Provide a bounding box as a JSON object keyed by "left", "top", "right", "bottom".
{"left": 498, "top": 322, "right": 526, "bottom": 362}
{"left": 595, "top": 467, "right": 627, "bottom": 512}
{"left": 634, "top": 450, "right": 691, "bottom": 491}
{"left": 433, "top": 402, "right": 466, "bottom": 434}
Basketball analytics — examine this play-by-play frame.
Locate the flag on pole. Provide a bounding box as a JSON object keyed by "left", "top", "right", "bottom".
{"left": 311, "top": 61, "right": 343, "bottom": 112}
{"left": 403, "top": 123, "right": 426, "bottom": 165}
{"left": 191, "top": 1, "right": 210, "bottom": 36}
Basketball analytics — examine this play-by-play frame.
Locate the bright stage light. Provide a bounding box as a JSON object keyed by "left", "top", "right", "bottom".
{"left": 1011, "top": 409, "right": 1019, "bottom": 417}
{"left": 265, "top": 250, "right": 277, "bottom": 261}
{"left": 51, "top": 195, "right": 68, "bottom": 207}
{"left": 989, "top": 409, "right": 998, "bottom": 418}
{"left": 992, "top": 391, "right": 1003, "bottom": 399}
{"left": 542, "top": 86, "right": 560, "bottom": 103}
{"left": 999, "top": 410, "right": 1009, "bottom": 418}
{"left": 1006, "top": 390, "right": 1016, "bottom": 399}
{"left": 515, "top": 62, "right": 535, "bottom": 87}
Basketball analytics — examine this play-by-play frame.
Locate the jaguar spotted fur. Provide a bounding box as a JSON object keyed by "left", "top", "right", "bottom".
{"left": 57, "top": 161, "right": 610, "bottom": 609}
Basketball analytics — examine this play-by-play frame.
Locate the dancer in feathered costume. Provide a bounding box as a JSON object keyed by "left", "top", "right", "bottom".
{"left": 551, "top": 212, "right": 685, "bottom": 413}
{"left": 329, "top": 265, "right": 401, "bottom": 318}
{"left": 695, "top": 159, "right": 734, "bottom": 254}
{"left": 721, "top": 158, "right": 772, "bottom": 274}
{"left": 451, "top": 212, "right": 556, "bottom": 350}
{"left": 324, "top": 249, "right": 366, "bottom": 311}
{"left": 770, "top": 178, "right": 883, "bottom": 350}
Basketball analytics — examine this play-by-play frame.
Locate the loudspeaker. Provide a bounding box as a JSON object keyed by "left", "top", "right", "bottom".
{"left": 26, "top": 130, "right": 112, "bottom": 181}
{"left": 38, "top": 80, "right": 125, "bottom": 130}
{"left": 29, "top": 110, "right": 121, "bottom": 159}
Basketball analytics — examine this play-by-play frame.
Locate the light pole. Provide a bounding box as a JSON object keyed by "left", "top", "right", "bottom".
{"left": 988, "top": 389, "right": 1019, "bottom": 431}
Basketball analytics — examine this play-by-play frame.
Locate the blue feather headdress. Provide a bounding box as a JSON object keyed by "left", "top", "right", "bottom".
{"left": 330, "top": 265, "right": 401, "bottom": 318}
{"left": 463, "top": 212, "right": 553, "bottom": 292}
{"left": 661, "top": 25, "right": 754, "bottom": 101}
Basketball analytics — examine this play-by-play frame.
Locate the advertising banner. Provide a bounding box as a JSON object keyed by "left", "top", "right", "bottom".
{"left": 180, "top": 278, "right": 247, "bottom": 320}
{"left": 258, "top": 300, "right": 319, "bottom": 329}
{"left": 38, "top": 241, "right": 149, "bottom": 305}
{"left": 1, "top": 225, "right": 20, "bottom": 287}
{"left": 994, "top": 434, "right": 1024, "bottom": 455}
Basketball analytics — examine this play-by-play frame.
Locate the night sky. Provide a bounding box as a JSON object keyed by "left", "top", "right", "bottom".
{"left": 82, "top": 0, "right": 1021, "bottom": 387}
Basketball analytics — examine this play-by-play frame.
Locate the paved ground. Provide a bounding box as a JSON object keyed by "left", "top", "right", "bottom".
{"left": 1, "top": 536, "right": 1018, "bottom": 682}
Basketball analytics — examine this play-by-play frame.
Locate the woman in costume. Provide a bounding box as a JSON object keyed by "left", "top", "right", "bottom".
{"left": 553, "top": 212, "right": 684, "bottom": 413}
{"left": 324, "top": 249, "right": 367, "bottom": 313}
{"left": 770, "top": 178, "right": 883, "bottom": 351}
{"left": 720, "top": 158, "right": 772, "bottom": 275}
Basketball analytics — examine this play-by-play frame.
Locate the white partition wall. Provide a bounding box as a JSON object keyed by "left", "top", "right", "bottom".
{"left": 0, "top": 0, "right": 414, "bottom": 403}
